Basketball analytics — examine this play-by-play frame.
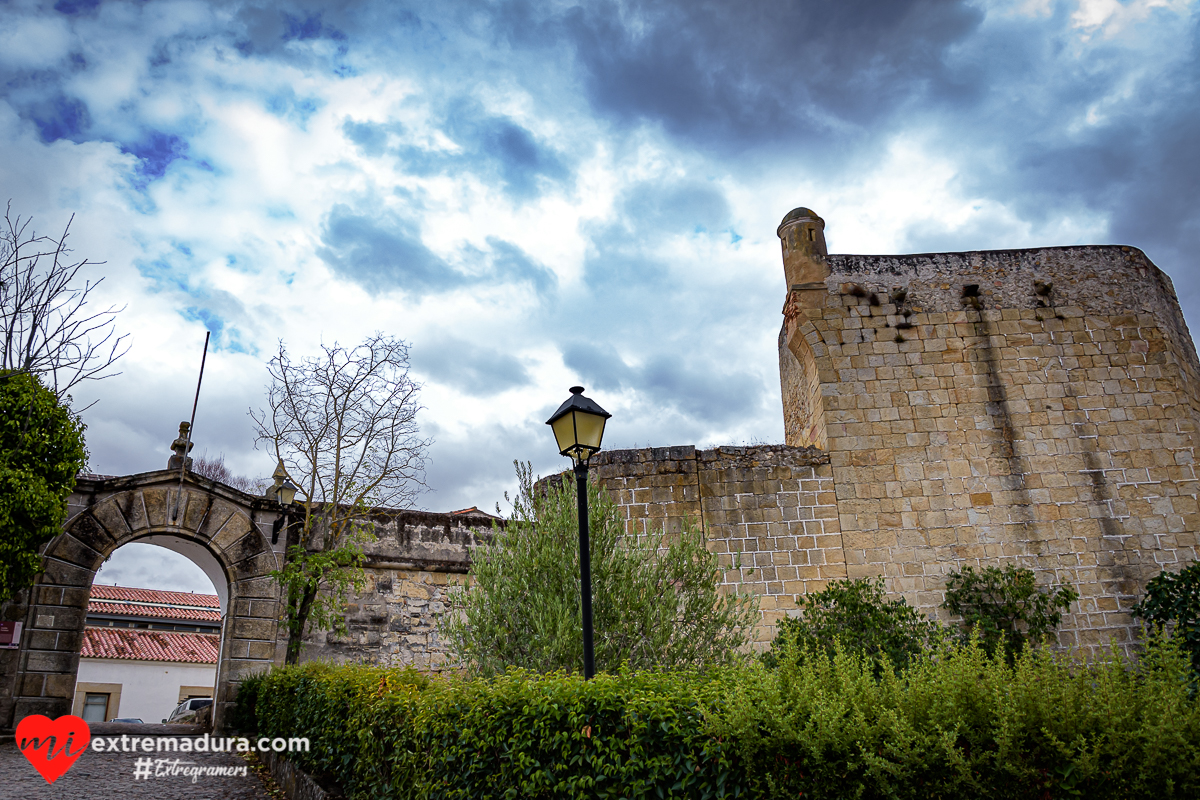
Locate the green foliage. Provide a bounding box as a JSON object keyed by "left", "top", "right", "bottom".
{"left": 762, "top": 577, "right": 942, "bottom": 672}
{"left": 270, "top": 514, "right": 370, "bottom": 665}
{"left": 709, "top": 630, "right": 1200, "bottom": 800}
{"left": 390, "top": 670, "right": 740, "bottom": 800}
{"left": 241, "top": 630, "right": 1200, "bottom": 800}
{"left": 226, "top": 671, "right": 265, "bottom": 734}
{"left": 443, "top": 461, "right": 758, "bottom": 676}
{"left": 0, "top": 371, "right": 87, "bottom": 602}
{"left": 248, "top": 663, "right": 743, "bottom": 800}
{"left": 942, "top": 564, "right": 1078, "bottom": 660}
{"left": 1133, "top": 562, "right": 1200, "bottom": 674}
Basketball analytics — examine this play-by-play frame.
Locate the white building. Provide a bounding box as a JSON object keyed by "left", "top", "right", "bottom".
{"left": 71, "top": 585, "right": 221, "bottom": 723}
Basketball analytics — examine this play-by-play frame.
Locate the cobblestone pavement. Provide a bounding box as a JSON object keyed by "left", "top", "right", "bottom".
{"left": 0, "top": 735, "right": 277, "bottom": 799}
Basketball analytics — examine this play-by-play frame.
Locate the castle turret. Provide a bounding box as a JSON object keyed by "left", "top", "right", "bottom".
{"left": 777, "top": 207, "right": 829, "bottom": 290}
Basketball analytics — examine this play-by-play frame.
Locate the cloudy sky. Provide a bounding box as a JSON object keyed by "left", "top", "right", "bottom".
{"left": 4, "top": 0, "right": 1197, "bottom": 592}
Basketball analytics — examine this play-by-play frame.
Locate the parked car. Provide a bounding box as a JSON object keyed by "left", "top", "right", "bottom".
{"left": 110, "top": 718, "right": 143, "bottom": 723}
{"left": 165, "top": 697, "right": 212, "bottom": 724}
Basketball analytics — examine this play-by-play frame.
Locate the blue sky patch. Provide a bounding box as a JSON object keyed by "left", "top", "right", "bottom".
{"left": 31, "top": 96, "right": 90, "bottom": 143}
{"left": 121, "top": 131, "right": 188, "bottom": 182}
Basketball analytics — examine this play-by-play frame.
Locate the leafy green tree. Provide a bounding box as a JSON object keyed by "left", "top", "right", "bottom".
{"left": 444, "top": 461, "right": 758, "bottom": 676}
{"left": 942, "top": 564, "right": 1078, "bottom": 660}
{"left": 0, "top": 371, "right": 87, "bottom": 602}
{"left": 1133, "top": 562, "right": 1200, "bottom": 674}
{"left": 762, "top": 576, "right": 941, "bottom": 671}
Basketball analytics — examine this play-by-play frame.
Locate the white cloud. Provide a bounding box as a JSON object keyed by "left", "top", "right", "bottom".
{"left": 1071, "top": 0, "right": 1193, "bottom": 38}
{"left": 0, "top": 15, "right": 71, "bottom": 70}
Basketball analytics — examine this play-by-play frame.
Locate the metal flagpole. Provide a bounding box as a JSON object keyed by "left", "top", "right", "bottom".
{"left": 172, "top": 331, "right": 210, "bottom": 523}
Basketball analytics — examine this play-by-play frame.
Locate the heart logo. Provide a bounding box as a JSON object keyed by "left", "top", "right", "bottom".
{"left": 16, "top": 714, "right": 91, "bottom": 784}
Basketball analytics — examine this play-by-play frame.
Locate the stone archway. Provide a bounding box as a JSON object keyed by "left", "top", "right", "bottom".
{"left": 0, "top": 470, "right": 286, "bottom": 732}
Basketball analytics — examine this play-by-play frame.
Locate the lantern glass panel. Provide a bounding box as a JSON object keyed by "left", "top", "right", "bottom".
{"left": 573, "top": 410, "right": 607, "bottom": 452}
{"left": 551, "top": 414, "right": 577, "bottom": 455}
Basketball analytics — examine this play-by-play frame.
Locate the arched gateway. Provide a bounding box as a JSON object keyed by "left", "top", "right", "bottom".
{"left": 0, "top": 470, "right": 286, "bottom": 732}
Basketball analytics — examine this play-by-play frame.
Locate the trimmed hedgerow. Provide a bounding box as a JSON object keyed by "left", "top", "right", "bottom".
{"left": 242, "top": 634, "right": 1200, "bottom": 800}
{"left": 253, "top": 664, "right": 741, "bottom": 799}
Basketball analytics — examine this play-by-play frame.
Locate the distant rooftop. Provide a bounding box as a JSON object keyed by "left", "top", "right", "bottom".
{"left": 449, "top": 506, "right": 500, "bottom": 519}
{"left": 81, "top": 627, "right": 219, "bottom": 664}
{"left": 90, "top": 584, "right": 220, "bottom": 618}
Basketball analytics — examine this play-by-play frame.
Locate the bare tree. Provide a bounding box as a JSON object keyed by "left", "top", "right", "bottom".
{"left": 192, "top": 452, "right": 269, "bottom": 495}
{"left": 251, "top": 333, "right": 431, "bottom": 663}
{"left": 1, "top": 202, "right": 128, "bottom": 401}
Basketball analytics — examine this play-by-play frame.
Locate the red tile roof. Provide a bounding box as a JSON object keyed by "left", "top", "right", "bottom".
{"left": 88, "top": 585, "right": 222, "bottom": 622}
{"left": 88, "top": 602, "right": 223, "bottom": 622}
{"left": 81, "top": 628, "right": 220, "bottom": 664}
{"left": 449, "top": 506, "right": 501, "bottom": 519}
{"left": 91, "top": 585, "right": 220, "bottom": 607}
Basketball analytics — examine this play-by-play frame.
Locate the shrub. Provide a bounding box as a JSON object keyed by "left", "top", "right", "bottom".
{"left": 942, "top": 564, "right": 1078, "bottom": 659}
{"left": 252, "top": 662, "right": 431, "bottom": 794}
{"left": 225, "top": 671, "right": 265, "bottom": 734}
{"left": 709, "top": 631, "right": 1200, "bottom": 800}
{"left": 239, "top": 631, "right": 1200, "bottom": 800}
{"left": 249, "top": 664, "right": 745, "bottom": 799}
{"left": 762, "top": 577, "right": 941, "bottom": 671}
{"left": 1133, "top": 562, "right": 1200, "bottom": 674}
{"left": 443, "top": 461, "right": 758, "bottom": 676}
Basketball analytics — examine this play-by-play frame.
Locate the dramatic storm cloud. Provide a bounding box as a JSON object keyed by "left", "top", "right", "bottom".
{"left": 3, "top": 0, "right": 1197, "bottom": 591}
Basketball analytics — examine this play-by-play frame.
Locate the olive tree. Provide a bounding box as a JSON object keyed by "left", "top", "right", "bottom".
{"left": 251, "top": 333, "right": 430, "bottom": 664}
{"left": 444, "top": 461, "right": 759, "bottom": 676}
{"left": 1, "top": 203, "right": 128, "bottom": 402}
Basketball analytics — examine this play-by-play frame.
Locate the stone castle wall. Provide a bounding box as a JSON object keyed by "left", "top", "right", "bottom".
{"left": 770, "top": 228, "right": 1200, "bottom": 650}
{"left": 588, "top": 446, "right": 843, "bottom": 647}
{"left": 582, "top": 226, "right": 1199, "bottom": 655}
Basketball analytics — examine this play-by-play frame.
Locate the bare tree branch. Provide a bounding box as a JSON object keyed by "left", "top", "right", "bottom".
{"left": 250, "top": 333, "right": 432, "bottom": 664}
{"left": 0, "top": 201, "right": 129, "bottom": 404}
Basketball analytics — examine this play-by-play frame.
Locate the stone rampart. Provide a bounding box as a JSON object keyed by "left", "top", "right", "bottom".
{"left": 776, "top": 233, "right": 1200, "bottom": 651}
{"left": 589, "top": 445, "right": 843, "bottom": 647}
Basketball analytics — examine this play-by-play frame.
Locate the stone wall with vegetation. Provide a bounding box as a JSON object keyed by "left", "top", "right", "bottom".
{"left": 776, "top": 242, "right": 1200, "bottom": 651}
{"left": 297, "top": 509, "right": 494, "bottom": 670}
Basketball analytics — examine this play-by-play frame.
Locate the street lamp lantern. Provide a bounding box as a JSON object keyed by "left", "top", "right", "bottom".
{"left": 546, "top": 386, "right": 611, "bottom": 680}
{"left": 277, "top": 477, "right": 298, "bottom": 507}
{"left": 269, "top": 460, "right": 299, "bottom": 545}
{"left": 547, "top": 386, "right": 611, "bottom": 463}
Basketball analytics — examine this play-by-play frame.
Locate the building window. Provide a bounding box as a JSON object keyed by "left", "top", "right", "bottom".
{"left": 82, "top": 693, "right": 109, "bottom": 723}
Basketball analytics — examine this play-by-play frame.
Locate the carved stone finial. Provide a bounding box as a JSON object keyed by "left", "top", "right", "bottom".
{"left": 167, "top": 421, "right": 194, "bottom": 471}
{"left": 265, "top": 457, "right": 288, "bottom": 501}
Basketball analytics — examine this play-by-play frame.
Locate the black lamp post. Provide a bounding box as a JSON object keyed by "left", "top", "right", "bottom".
{"left": 546, "top": 386, "right": 611, "bottom": 679}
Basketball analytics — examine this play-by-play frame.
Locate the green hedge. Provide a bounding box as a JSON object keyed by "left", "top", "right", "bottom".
{"left": 238, "top": 636, "right": 1200, "bottom": 800}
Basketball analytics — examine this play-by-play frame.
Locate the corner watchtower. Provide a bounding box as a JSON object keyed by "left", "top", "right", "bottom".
{"left": 777, "top": 207, "right": 830, "bottom": 449}
{"left": 777, "top": 207, "right": 829, "bottom": 291}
